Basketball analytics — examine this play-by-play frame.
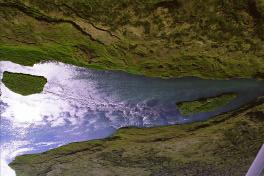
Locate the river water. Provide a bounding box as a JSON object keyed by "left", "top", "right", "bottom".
{"left": 0, "top": 61, "right": 264, "bottom": 176}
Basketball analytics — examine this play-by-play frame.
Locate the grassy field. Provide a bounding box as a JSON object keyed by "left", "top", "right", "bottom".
{"left": 0, "top": 0, "right": 264, "bottom": 79}
{"left": 177, "top": 93, "right": 237, "bottom": 116}
{"left": 10, "top": 96, "right": 264, "bottom": 176}
{"left": 2, "top": 71, "right": 47, "bottom": 95}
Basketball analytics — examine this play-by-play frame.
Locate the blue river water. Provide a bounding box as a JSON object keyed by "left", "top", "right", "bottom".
{"left": 0, "top": 61, "right": 264, "bottom": 176}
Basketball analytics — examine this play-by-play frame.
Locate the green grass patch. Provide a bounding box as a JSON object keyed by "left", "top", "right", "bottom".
{"left": 0, "top": 44, "right": 85, "bottom": 66}
{"left": 2, "top": 71, "right": 47, "bottom": 95}
{"left": 177, "top": 93, "right": 238, "bottom": 116}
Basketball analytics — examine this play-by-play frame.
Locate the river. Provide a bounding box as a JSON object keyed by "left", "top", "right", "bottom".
{"left": 1, "top": 61, "right": 264, "bottom": 176}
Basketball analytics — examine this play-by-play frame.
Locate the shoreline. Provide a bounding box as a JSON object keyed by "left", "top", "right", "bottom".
{"left": 9, "top": 96, "right": 264, "bottom": 176}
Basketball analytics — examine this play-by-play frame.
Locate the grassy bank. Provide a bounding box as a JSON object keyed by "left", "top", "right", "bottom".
{"left": 0, "top": 0, "right": 264, "bottom": 79}
{"left": 177, "top": 93, "right": 237, "bottom": 116}
{"left": 2, "top": 71, "right": 47, "bottom": 95}
{"left": 10, "top": 97, "right": 264, "bottom": 176}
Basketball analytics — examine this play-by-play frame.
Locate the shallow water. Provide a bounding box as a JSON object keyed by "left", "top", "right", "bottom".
{"left": 1, "top": 61, "right": 264, "bottom": 176}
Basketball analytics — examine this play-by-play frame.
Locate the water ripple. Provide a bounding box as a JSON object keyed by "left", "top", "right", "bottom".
{"left": 1, "top": 61, "right": 264, "bottom": 176}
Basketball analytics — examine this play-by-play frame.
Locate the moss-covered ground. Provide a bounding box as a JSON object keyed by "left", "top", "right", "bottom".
{"left": 177, "top": 93, "right": 237, "bottom": 116}
{"left": 2, "top": 71, "right": 47, "bottom": 95}
{"left": 10, "top": 97, "right": 264, "bottom": 176}
{"left": 0, "top": 0, "right": 264, "bottom": 79}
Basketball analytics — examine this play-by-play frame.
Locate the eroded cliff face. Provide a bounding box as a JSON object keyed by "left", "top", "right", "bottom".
{"left": 10, "top": 97, "right": 264, "bottom": 176}
{"left": 0, "top": 0, "right": 264, "bottom": 79}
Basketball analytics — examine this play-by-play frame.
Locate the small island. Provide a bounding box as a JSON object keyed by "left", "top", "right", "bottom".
{"left": 177, "top": 93, "right": 237, "bottom": 116}
{"left": 2, "top": 71, "right": 47, "bottom": 96}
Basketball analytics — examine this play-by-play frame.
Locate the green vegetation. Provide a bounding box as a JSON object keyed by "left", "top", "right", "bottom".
{"left": 0, "top": 0, "right": 264, "bottom": 79}
{"left": 256, "top": 0, "right": 264, "bottom": 16}
{"left": 2, "top": 71, "right": 47, "bottom": 95}
{"left": 1, "top": 1, "right": 263, "bottom": 175}
{"left": 10, "top": 97, "right": 264, "bottom": 176}
{"left": 177, "top": 93, "right": 237, "bottom": 116}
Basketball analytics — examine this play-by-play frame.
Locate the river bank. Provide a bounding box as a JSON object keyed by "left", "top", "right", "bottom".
{"left": 1, "top": 61, "right": 264, "bottom": 176}
{"left": 10, "top": 96, "right": 264, "bottom": 176}
{"left": 1, "top": 0, "right": 264, "bottom": 79}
